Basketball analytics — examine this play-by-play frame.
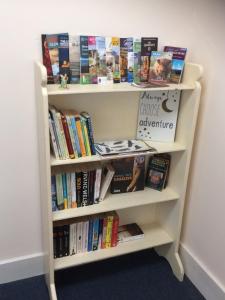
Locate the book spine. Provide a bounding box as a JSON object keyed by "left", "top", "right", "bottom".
{"left": 81, "top": 171, "right": 89, "bottom": 206}
{"left": 88, "top": 36, "right": 98, "bottom": 84}
{"left": 62, "top": 173, "right": 68, "bottom": 209}
{"left": 46, "top": 34, "right": 60, "bottom": 83}
{"left": 69, "top": 223, "right": 75, "bottom": 255}
{"left": 76, "top": 172, "right": 82, "bottom": 207}
{"left": 112, "top": 37, "right": 120, "bottom": 83}
{"left": 94, "top": 168, "right": 102, "bottom": 204}
{"left": 133, "top": 38, "right": 141, "bottom": 84}
{"left": 98, "top": 218, "right": 104, "bottom": 250}
{"left": 53, "top": 227, "right": 58, "bottom": 258}
{"left": 127, "top": 37, "right": 134, "bottom": 83}
{"left": 75, "top": 115, "right": 86, "bottom": 157}
{"left": 80, "top": 116, "right": 92, "bottom": 156}
{"left": 48, "top": 113, "right": 60, "bottom": 159}
{"left": 80, "top": 36, "right": 90, "bottom": 84}
{"left": 61, "top": 114, "right": 75, "bottom": 159}
{"left": 41, "top": 34, "right": 54, "bottom": 84}
{"left": 69, "top": 35, "right": 80, "bottom": 84}
{"left": 56, "top": 112, "right": 69, "bottom": 159}
{"left": 70, "top": 172, "right": 77, "bottom": 208}
{"left": 88, "top": 170, "right": 95, "bottom": 205}
{"left": 58, "top": 33, "right": 70, "bottom": 83}
{"left": 82, "top": 220, "right": 89, "bottom": 252}
{"left": 81, "top": 112, "right": 96, "bottom": 155}
{"left": 101, "top": 215, "right": 108, "bottom": 249}
{"left": 63, "top": 225, "right": 70, "bottom": 256}
{"left": 57, "top": 226, "right": 64, "bottom": 257}
{"left": 111, "top": 213, "right": 119, "bottom": 247}
{"left": 51, "top": 175, "right": 58, "bottom": 211}
{"left": 105, "top": 215, "right": 113, "bottom": 248}
{"left": 105, "top": 37, "right": 114, "bottom": 84}
{"left": 92, "top": 218, "right": 99, "bottom": 251}
{"left": 88, "top": 218, "right": 94, "bottom": 252}
{"left": 49, "top": 108, "right": 64, "bottom": 159}
{"left": 66, "top": 173, "right": 72, "bottom": 209}
{"left": 96, "top": 36, "right": 107, "bottom": 84}
{"left": 76, "top": 222, "right": 83, "bottom": 253}
{"left": 65, "top": 115, "right": 78, "bottom": 158}
{"left": 70, "top": 116, "right": 81, "bottom": 157}
{"left": 120, "top": 38, "right": 128, "bottom": 82}
{"left": 55, "top": 173, "right": 64, "bottom": 210}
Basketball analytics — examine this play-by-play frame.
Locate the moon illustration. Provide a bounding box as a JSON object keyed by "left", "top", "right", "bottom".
{"left": 162, "top": 98, "right": 173, "bottom": 113}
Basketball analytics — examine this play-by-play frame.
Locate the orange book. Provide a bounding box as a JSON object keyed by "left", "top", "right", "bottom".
{"left": 74, "top": 112, "right": 86, "bottom": 157}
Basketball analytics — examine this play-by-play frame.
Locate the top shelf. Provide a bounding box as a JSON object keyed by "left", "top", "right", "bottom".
{"left": 47, "top": 82, "right": 195, "bottom": 96}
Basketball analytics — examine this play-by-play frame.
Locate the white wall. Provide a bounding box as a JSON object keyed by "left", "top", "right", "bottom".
{"left": 0, "top": 0, "right": 225, "bottom": 295}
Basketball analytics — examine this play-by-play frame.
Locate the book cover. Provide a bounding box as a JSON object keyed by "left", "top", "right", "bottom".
{"left": 87, "top": 218, "right": 94, "bottom": 252}
{"left": 111, "top": 211, "right": 119, "bottom": 247}
{"left": 105, "top": 215, "right": 113, "bottom": 248}
{"left": 164, "top": 46, "right": 187, "bottom": 83}
{"left": 76, "top": 222, "right": 83, "bottom": 253}
{"left": 74, "top": 113, "right": 87, "bottom": 157}
{"left": 69, "top": 35, "right": 80, "bottom": 84}
{"left": 58, "top": 33, "right": 70, "bottom": 83}
{"left": 60, "top": 113, "right": 75, "bottom": 159}
{"left": 88, "top": 170, "right": 95, "bottom": 205}
{"left": 127, "top": 37, "right": 134, "bottom": 83}
{"left": 70, "top": 172, "right": 77, "bottom": 208}
{"left": 105, "top": 37, "right": 114, "bottom": 84}
{"left": 63, "top": 225, "right": 70, "bottom": 256}
{"left": 88, "top": 36, "right": 98, "bottom": 84}
{"left": 41, "top": 34, "right": 54, "bottom": 84}
{"left": 136, "top": 90, "right": 181, "bottom": 142}
{"left": 56, "top": 111, "right": 69, "bottom": 159}
{"left": 65, "top": 115, "right": 78, "bottom": 158}
{"left": 140, "top": 37, "right": 158, "bottom": 82}
{"left": 76, "top": 171, "right": 82, "bottom": 207}
{"left": 99, "top": 164, "right": 115, "bottom": 201}
{"left": 98, "top": 218, "right": 104, "bottom": 250}
{"left": 69, "top": 223, "right": 77, "bottom": 255}
{"left": 70, "top": 115, "right": 82, "bottom": 157}
{"left": 48, "top": 112, "right": 60, "bottom": 160}
{"left": 96, "top": 36, "right": 107, "bottom": 84}
{"left": 133, "top": 38, "right": 141, "bottom": 84}
{"left": 80, "top": 115, "right": 92, "bottom": 156}
{"left": 112, "top": 37, "right": 120, "bottom": 83}
{"left": 46, "top": 34, "right": 60, "bottom": 83}
{"left": 66, "top": 173, "right": 72, "bottom": 209}
{"left": 94, "top": 168, "right": 102, "bottom": 204}
{"left": 81, "top": 171, "right": 89, "bottom": 206}
{"left": 149, "top": 51, "right": 173, "bottom": 83}
{"left": 146, "top": 154, "right": 171, "bottom": 191}
{"left": 80, "top": 112, "right": 96, "bottom": 155}
{"left": 80, "top": 36, "right": 90, "bottom": 84}
{"left": 120, "top": 38, "right": 128, "bottom": 82}
{"left": 111, "top": 156, "right": 145, "bottom": 194}
{"left": 92, "top": 217, "right": 99, "bottom": 251}
{"left": 51, "top": 175, "right": 58, "bottom": 211}
{"left": 62, "top": 173, "right": 68, "bottom": 209}
{"left": 55, "top": 173, "right": 64, "bottom": 210}
{"left": 118, "top": 223, "right": 144, "bottom": 243}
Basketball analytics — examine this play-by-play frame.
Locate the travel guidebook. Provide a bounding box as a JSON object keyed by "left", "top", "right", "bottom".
{"left": 140, "top": 37, "right": 158, "bottom": 82}
{"left": 136, "top": 90, "right": 181, "bottom": 142}
{"left": 149, "top": 51, "right": 173, "bottom": 83}
{"left": 69, "top": 35, "right": 80, "bottom": 84}
{"left": 96, "top": 36, "right": 107, "bottom": 84}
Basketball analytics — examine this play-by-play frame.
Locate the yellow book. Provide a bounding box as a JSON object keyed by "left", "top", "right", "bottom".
{"left": 105, "top": 215, "right": 113, "bottom": 248}
{"left": 80, "top": 116, "right": 92, "bottom": 156}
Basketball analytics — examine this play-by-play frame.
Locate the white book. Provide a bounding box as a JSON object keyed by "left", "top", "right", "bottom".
{"left": 82, "top": 221, "right": 89, "bottom": 253}
{"left": 70, "top": 172, "right": 77, "bottom": 208}
{"left": 48, "top": 113, "right": 60, "bottom": 160}
{"left": 99, "top": 164, "right": 115, "bottom": 201}
{"left": 136, "top": 90, "right": 181, "bottom": 142}
{"left": 69, "top": 223, "right": 77, "bottom": 255}
{"left": 76, "top": 222, "right": 83, "bottom": 253}
{"left": 94, "top": 168, "right": 102, "bottom": 204}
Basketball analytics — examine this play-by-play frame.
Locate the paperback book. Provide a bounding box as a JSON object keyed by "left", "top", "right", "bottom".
{"left": 69, "top": 35, "right": 80, "bottom": 84}
{"left": 41, "top": 34, "right": 54, "bottom": 84}
{"left": 118, "top": 223, "right": 144, "bottom": 243}
{"left": 96, "top": 36, "right": 107, "bottom": 84}
{"left": 140, "top": 37, "right": 158, "bottom": 82}
{"left": 112, "top": 37, "right": 120, "bottom": 83}
{"left": 46, "top": 34, "right": 60, "bottom": 83}
{"left": 88, "top": 36, "right": 98, "bottom": 84}
{"left": 133, "top": 38, "right": 141, "bottom": 83}
{"left": 80, "top": 36, "right": 90, "bottom": 84}
{"left": 149, "top": 51, "right": 173, "bottom": 83}
{"left": 105, "top": 37, "right": 114, "bottom": 84}
{"left": 58, "top": 33, "right": 70, "bottom": 83}
{"left": 120, "top": 38, "right": 128, "bottom": 82}
{"left": 136, "top": 90, "right": 181, "bottom": 142}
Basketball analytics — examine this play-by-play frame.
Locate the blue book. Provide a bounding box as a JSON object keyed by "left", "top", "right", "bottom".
{"left": 51, "top": 175, "right": 58, "bottom": 211}
{"left": 92, "top": 218, "right": 99, "bottom": 251}
{"left": 70, "top": 116, "right": 81, "bottom": 157}
{"left": 62, "top": 173, "right": 68, "bottom": 209}
{"left": 58, "top": 33, "right": 70, "bottom": 82}
{"left": 88, "top": 219, "right": 94, "bottom": 252}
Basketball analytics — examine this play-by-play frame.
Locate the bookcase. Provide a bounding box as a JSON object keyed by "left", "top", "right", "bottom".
{"left": 35, "top": 61, "right": 202, "bottom": 300}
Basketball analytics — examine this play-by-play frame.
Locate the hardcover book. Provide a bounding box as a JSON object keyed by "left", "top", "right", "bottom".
{"left": 80, "top": 36, "right": 90, "bottom": 84}
{"left": 120, "top": 38, "right": 128, "bottom": 82}
{"left": 136, "top": 90, "right": 181, "bottom": 142}
{"left": 149, "top": 51, "right": 173, "bottom": 83}
{"left": 96, "top": 36, "right": 107, "bottom": 84}
{"left": 140, "top": 37, "right": 158, "bottom": 82}
{"left": 164, "top": 46, "right": 187, "bottom": 83}
{"left": 88, "top": 36, "right": 98, "bottom": 84}
{"left": 111, "top": 156, "right": 145, "bottom": 194}
{"left": 69, "top": 35, "right": 80, "bottom": 84}
{"left": 112, "top": 37, "right": 120, "bottom": 83}
{"left": 118, "top": 223, "right": 144, "bottom": 243}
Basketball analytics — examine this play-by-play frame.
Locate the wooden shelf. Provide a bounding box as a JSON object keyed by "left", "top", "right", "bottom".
{"left": 54, "top": 223, "right": 173, "bottom": 270}
{"left": 51, "top": 141, "right": 186, "bottom": 167}
{"left": 47, "top": 82, "right": 195, "bottom": 96}
{"left": 52, "top": 187, "right": 179, "bottom": 221}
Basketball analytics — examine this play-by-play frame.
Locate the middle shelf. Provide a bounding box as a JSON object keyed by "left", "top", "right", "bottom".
{"left": 52, "top": 187, "right": 179, "bottom": 221}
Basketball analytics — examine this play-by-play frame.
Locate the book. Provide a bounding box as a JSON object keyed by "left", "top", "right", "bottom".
{"left": 63, "top": 225, "right": 70, "bottom": 256}
{"left": 149, "top": 51, "right": 173, "bottom": 83}
{"left": 80, "top": 111, "right": 96, "bottom": 155}
{"left": 69, "top": 223, "right": 77, "bottom": 255}
{"left": 94, "top": 139, "right": 155, "bottom": 156}
{"left": 99, "top": 164, "right": 115, "bottom": 201}
{"left": 131, "top": 81, "right": 169, "bottom": 88}
{"left": 74, "top": 112, "right": 87, "bottom": 157}
{"left": 111, "top": 156, "right": 145, "bottom": 194}
{"left": 80, "top": 115, "right": 92, "bottom": 156}
{"left": 58, "top": 33, "right": 70, "bottom": 83}
{"left": 55, "top": 173, "right": 64, "bottom": 210}
{"left": 60, "top": 113, "right": 75, "bottom": 159}
{"left": 48, "top": 112, "right": 60, "bottom": 160}
{"left": 88, "top": 36, "right": 98, "bottom": 84}
{"left": 41, "top": 34, "right": 54, "bottom": 84}
{"left": 70, "top": 172, "right": 77, "bottom": 208}
{"left": 76, "top": 222, "right": 83, "bottom": 253}
{"left": 112, "top": 37, "right": 120, "bottom": 83}
{"left": 76, "top": 171, "right": 82, "bottom": 207}
{"left": 111, "top": 211, "right": 119, "bottom": 247}
{"left": 96, "top": 36, "right": 107, "bottom": 84}
{"left": 140, "top": 37, "right": 158, "bottom": 82}
{"left": 146, "top": 154, "right": 171, "bottom": 191}
{"left": 46, "top": 34, "right": 60, "bottom": 83}
{"left": 69, "top": 35, "right": 80, "bottom": 84}
{"left": 133, "top": 38, "right": 141, "bottom": 84}
{"left": 164, "top": 46, "right": 187, "bottom": 83}
{"left": 105, "top": 214, "right": 113, "bottom": 248}
{"left": 51, "top": 175, "right": 58, "bottom": 211}
{"left": 127, "top": 38, "right": 134, "bottom": 83}
{"left": 81, "top": 171, "right": 89, "bottom": 206}
{"left": 80, "top": 36, "right": 90, "bottom": 84}
{"left": 94, "top": 168, "right": 102, "bottom": 203}
{"left": 120, "top": 38, "right": 128, "bottom": 82}
{"left": 92, "top": 217, "right": 99, "bottom": 251}
{"left": 105, "top": 37, "right": 114, "bottom": 84}
{"left": 136, "top": 90, "right": 181, "bottom": 142}
{"left": 118, "top": 223, "right": 144, "bottom": 243}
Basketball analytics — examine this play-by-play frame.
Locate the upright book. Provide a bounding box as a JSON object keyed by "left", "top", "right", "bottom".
{"left": 88, "top": 36, "right": 98, "bottom": 84}
{"left": 136, "top": 90, "right": 181, "bottom": 142}
{"left": 111, "top": 37, "right": 120, "bottom": 83}
{"left": 58, "top": 33, "right": 70, "bottom": 83}
{"left": 69, "top": 35, "right": 80, "bottom": 84}
{"left": 140, "top": 37, "right": 158, "bottom": 82}
{"left": 149, "top": 51, "right": 173, "bottom": 83}
{"left": 80, "top": 36, "right": 90, "bottom": 84}
{"left": 120, "top": 38, "right": 128, "bottom": 82}
{"left": 96, "top": 36, "right": 107, "bottom": 84}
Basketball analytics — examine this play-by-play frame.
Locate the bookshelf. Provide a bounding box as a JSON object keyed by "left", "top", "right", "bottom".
{"left": 35, "top": 61, "right": 202, "bottom": 300}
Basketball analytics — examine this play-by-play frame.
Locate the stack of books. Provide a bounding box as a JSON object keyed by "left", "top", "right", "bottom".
{"left": 53, "top": 211, "right": 119, "bottom": 258}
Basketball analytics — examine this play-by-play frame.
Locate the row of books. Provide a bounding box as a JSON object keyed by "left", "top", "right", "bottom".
{"left": 49, "top": 106, "right": 95, "bottom": 160}
{"left": 53, "top": 211, "right": 119, "bottom": 258}
{"left": 51, "top": 164, "right": 115, "bottom": 211}
{"left": 42, "top": 34, "right": 187, "bottom": 85}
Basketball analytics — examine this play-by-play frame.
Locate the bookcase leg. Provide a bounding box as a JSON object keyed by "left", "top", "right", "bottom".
{"left": 155, "top": 244, "right": 184, "bottom": 281}
{"left": 49, "top": 283, "right": 58, "bottom": 300}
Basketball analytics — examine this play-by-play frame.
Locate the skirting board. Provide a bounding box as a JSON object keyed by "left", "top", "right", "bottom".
{"left": 0, "top": 253, "right": 44, "bottom": 284}
{"left": 180, "top": 243, "right": 225, "bottom": 300}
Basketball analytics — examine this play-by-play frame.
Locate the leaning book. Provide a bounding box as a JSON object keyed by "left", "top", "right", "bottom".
{"left": 136, "top": 90, "right": 181, "bottom": 142}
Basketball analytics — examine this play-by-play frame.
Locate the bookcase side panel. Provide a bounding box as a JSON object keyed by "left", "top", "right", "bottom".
{"left": 35, "top": 62, "right": 55, "bottom": 289}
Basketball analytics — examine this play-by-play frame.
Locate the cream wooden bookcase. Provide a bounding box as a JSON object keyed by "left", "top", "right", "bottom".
{"left": 35, "top": 61, "right": 202, "bottom": 300}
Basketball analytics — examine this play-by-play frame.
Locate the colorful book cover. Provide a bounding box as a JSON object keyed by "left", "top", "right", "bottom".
{"left": 65, "top": 115, "right": 78, "bottom": 158}
{"left": 70, "top": 116, "right": 82, "bottom": 157}
{"left": 80, "top": 112, "right": 96, "bottom": 155}
{"left": 69, "top": 35, "right": 80, "bottom": 84}
{"left": 51, "top": 175, "right": 58, "bottom": 211}
{"left": 56, "top": 112, "right": 69, "bottom": 159}
{"left": 112, "top": 37, "right": 120, "bottom": 83}
{"left": 127, "top": 37, "right": 134, "bottom": 83}
{"left": 58, "top": 33, "right": 70, "bottom": 83}
{"left": 96, "top": 36, "right": 107, "bottom": 84}
{"left": 92, "top": 217, "right": 99, "bottom": 251}
{"left": 98, "top": 218, "right": 104, "bottom": 250}
{"left": 120, "top": 38, "right": 128, "bottom": 82}
{"left": 88, "top": 218, "right": 94, "bottom": 251}
{"left": 105, "top": 215, "right": 113, "bottom": 248}
{"left": 70, "top": 172, "right": 77, "bottom": 208}
{"left": 149, "top": 51, "right": 173, "bottom": 83}
{"left": 62, "top": 173, "right": 68, "bottom": 209}
{"left": 49, "top": 107, "right": 64, "bottom": 159}
{"left": 105, "top": 37, "right": 114, "bottom": 84}
{"left": 41, "top": 34, "right": 54, "bottom": 84}
{"left": 76, "top": 171, "right": 82, "bottom": 207}
{"left": 136, "top": 90, "right": 181, "bottom": 142}
{"left": 88, "top": 36, "right": 98, "bottom": 84}
{"left": 74, "top": 113, "right": 87, "bottom": 157}
{"left": 46, "top": 34, "right": 60, "bottom": 83}
{"left": 81, "top": 171, "right": 89, "bottom": 206}
{"left": 55, "top": 173, "right": 64, "bottom": 210}
{"left": 164, "top": 46, "right": 187, "bottom": 83}
{"left": 66, "top": 173, "right": 72, "bottom": 209}
{"left": 140, "top": 37, "right": 158, "bottom": 82}
{"left": 111, "top": 156, "right": 145, "bottom": 193}
{"left": 80, "top": 36, "right": 90, "bottom": 84}
{"left": 80, "top": 116, "right": 92, "bottom": 156}
{"left": 118, "top": 223, "right": 144, "bottom": 243}
{"left": 111, "top": 211, "right": 119, "bottom": 247}
{"left": 133, "top": 38, "right": 141, "bottom": 84}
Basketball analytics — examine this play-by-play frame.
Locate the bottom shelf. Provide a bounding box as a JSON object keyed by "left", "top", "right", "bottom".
{"left": 54, "top": 223, "right": 173, "bottom": 271}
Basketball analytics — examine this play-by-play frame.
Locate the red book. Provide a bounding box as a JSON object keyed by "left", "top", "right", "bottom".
{"left": 111, "top": 212, "right": 119, "bottom": 247}
{"left": 60, "top": 113, "right": 75, "bottom": 159}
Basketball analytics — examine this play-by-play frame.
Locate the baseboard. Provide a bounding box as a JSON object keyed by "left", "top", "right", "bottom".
{"left": 180, "top": 243, "right": 225, "bottom": 300}
{"left": 0, "top": 253, "right": 44, "bottom": 284}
